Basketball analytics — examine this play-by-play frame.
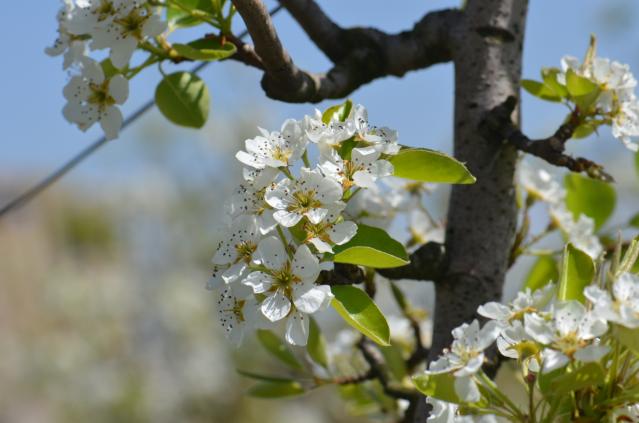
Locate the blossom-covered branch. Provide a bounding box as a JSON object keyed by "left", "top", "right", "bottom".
{"left": 481, "top": 96, "right": 614, "bottom": 182}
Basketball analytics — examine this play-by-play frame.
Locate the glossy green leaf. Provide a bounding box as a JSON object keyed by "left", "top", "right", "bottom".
{"left": 256, "top": 330, "right": 303, "bottom": 370}
{"left": 572, "top": 121, "right": 598, "bottom": 139}
{"left": 331, "top": 285, "right": 391, "bottom": 346}
{"left": 564, "top": 173, "right": 616, "bottom": 230}
{"left": 247, "top": 380, "right": 305, "bottom": 398}
{"left": 155, "top": 72, "right": 210, "bottom": 128}
{"left": 322, "top": 100, "right": 353, "bottom": 124}
{"left": 389, "top": 148, "right": 476, "bottom": 184}
{"left": 412, "top": 373, "right": 461, "bottom": 404}
{"left": 558, "top": 243, "right": 595, "bottom": 303}
{"left": 613, "top": 325, "right": 639, "bottom": 355}
{"left": 551, "top": 362, "right": 605, "bottom": 394}
{"left": 333, "top": 224, "right": 409, "bottom": 269}
{"left": 538, "top": 367, "right": 563, "bottom": 395}
{"left": 541, "top": 67, "right": 569, "bottom": 99}
{"left": 307, "top": 317, "right": 328, "bottom": 368}
{"left": 524, "top": 255, "right": 559, "bottom": 292}
{"left": 380, "top": 345, "right": 408, "bottom": 380}
{"left": 167, "top": 0, "right": 215, "bottom": 28}
{"left": 566, "top": 69, "right": 601, "bottom": 111}
{"left": 521, "top": 79, "right": 562, "bottom": 102}
{"left": 173, "top": 38, "right": 237, "bottom": 61}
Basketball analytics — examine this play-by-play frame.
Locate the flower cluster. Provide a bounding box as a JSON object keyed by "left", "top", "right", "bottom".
{"left": 518, "top": 161, "right": 603, "bottom": 259}
{"left": 424, "top": 265, "right": 639, "bottom": 422}
{"left": 208, "top": 104, "right": 401, "bottom": 346}
{"left": 47, "top": 0, "right": 167, "bottom": 139}
{"left": 559, "top": 53, "right": 639, "bottom": 151}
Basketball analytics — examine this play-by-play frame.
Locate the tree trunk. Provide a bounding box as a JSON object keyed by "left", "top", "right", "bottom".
{"left": 413, "top": 0, "right": 529, "bottom": 421}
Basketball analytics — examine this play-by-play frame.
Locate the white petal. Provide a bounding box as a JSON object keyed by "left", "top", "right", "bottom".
{"left": 142, "top": 13, "right": 167, "bottom": 37}
{"left": 108, "top": 74, "right": 129, "bottom": 104}
{"left": 309, "top": 237, "right": 333, "bottom": 253}
{"left": 285, "top": 310, "right": 310, "bottom": 346}
{"left": 242, "top": 271, "right": 273, "bottom": 293}
{"left": 254, "top": 236, "right": 288, "bottom": 269}
{"left": 221, "top": 262, "right": 247, "bottom": 284}
{"left": 261, "top": 290, "right": 291, "bottom": 322}
{"left": 574, "top": 344, "right": 609, "bottom": 362}
{"left": 329, "top": 222, "right": 357, "bottom": 245}
{"left": 541, "top": 349, "right": 570, "bottom": 373}
{"left": 306, "top": 207, "right": 328, "bottom": 224}
{"left": 293, "top": 284, "right": 331, "bottom": 314}
{"left": 273, "top": 210, "right": 303, "bottom": 227}
{"left": 110, "top": 36, "right": 138, "bottom": 69}
{"left": 454, "top": 376, "right": 480, "bottom": 403}
{"left": 292, "top": 244, "right": 320, "bottom": 281}
{"left": 100, "top": 106, "right": 123, "bottom": 140}
{"left": 352, "top": 170, "right": 377, "bottom": 189}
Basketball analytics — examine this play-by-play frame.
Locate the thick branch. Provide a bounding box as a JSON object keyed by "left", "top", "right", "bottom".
{"left": 317, "top": 263, "right": 365, "bottom": 286}
{"left": 232, "top": 0, "right": 461, "bottom": 102}
{"left": 377, "top": 241, "right": 445, "bottom": 281}
{"left": 481, "top": 96, "right": 614, "bottom": 182}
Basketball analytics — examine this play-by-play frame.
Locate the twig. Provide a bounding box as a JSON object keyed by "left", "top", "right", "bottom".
{"left": 377, "top": 241, "right": 445, "bottom": 281}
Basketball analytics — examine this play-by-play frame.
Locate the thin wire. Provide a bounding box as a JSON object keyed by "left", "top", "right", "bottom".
{"left": 0, "top": 5, "right": 283, "bottom": 217}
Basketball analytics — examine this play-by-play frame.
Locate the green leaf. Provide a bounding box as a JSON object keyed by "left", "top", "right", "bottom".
{"left": 550, "top": 362, "right": 605, "bottom": 394}
{"left": 256, "top": 330, "right": 303, "bottom": 370}
{"left": 389, "top": 281, "right": 408, "bottom": 311}
{"left": 307, "top": 317, "right": 328, "bottom": 368}
{"left": 236, "top": 369, "right": 293, "bottom": 383}
{"left": 322, "top": 100, "right": 353, "bottom": 124}
{"left": 613, "top": 325, "right": 639, "bottom": 355}
{"left": 541, "top": 67, "right": 569, "bottom": 99}
{"left": 572, "top": 121, "right": 599, "bottom": 139}
{"left": 331, "top": 285, "right": 391, "bottom": 346}
{"left": 537, "top": 367, "right": 564, "bottom": 395}
{"left": 630, "top": 213, "right": 639, "bottom": 228}
{"left": 412, "top": 373, "right": 461, "bottom": 404}
{"left": 333, "top": 224, "right": 409, "bottom": 268}
{"left": 247, "top": 380, "right": 305, "bottom": 398}
{"left": 173, "top": 38, "right": 237, "bottom": 61}
{"left": 380, "top": 345, "right": 408, "bottom": 381}
{"left": 167, "top": 0, "right": 215, "bottom": 28}
{"left": 524, "top": 255, "right": 559, "bottom": 291}
{"left": 564, "top": 173, "right": 616, "bottom": 230}
{"left": 558, "top": 243, "right": 595, "bottom": 303}
{"left": 389, "top": 148, "right": 476, "bottom": 184}
{"left": 521, "top": 79, "right": 562, "bottom": 102}
{"left": 155, "top": 72, "right": 210, "bottom": 128}
{"left": 566, "top": 69, "right": 601, "bottom": 111}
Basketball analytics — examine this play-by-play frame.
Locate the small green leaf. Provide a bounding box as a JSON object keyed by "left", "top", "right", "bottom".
{"left": 236, "top": 369, "right": 293, "bottom": 383}
{"left": 389, "top": 282, "right": 408, "bottom": 311}
{"left": 380, "top": 345, "right": 408, "bottom": 381}
{"left": 333, "top": 224, "right": 409, "bottom": 268}
{"left": 155, "top": 72, "right": 210, "bottom": 128}
{"left": 247, "top": 380, "right": 305, "bottom": 398}
{"left": 256, "top": 330, "right": 303, "bottom": 370}
{"left": 558, "top": 243, "right": 595, "bottom": 303}
{"left": 541, "top": 67, "right": 569, "bottom": 99}
{"left": 167, "top": 0, "right": 215, "bottom": 28}
{"left": 524, "top": 255, "right": 559, "bottom": 292}
{"left": 630, "top": 213, "right": 639, "bottom": 228}
{"left": 572, "top": 121, "right": 598, "bottom": 139}
{"left": 537, "top": 367, "right": 564, "bottom": 395}
{"left": 551, "top": 362, "right": 605, "bottom": 394}
{"left": 521, "top": 79, "right": 562, "bottom": 102}
{"left": 173, "top": 38, "right": 237, "bottom": 61}
{"left": 566, "top": 69, "right": 598, "bottom": 97}
{"left": 389, "top": 148, "right": 476, "bottom": 184}
{"left": 412, "top": 373, "right": 461, "bottom": 404}
{"left": 613, "top": 325, "right": 639, "bottom": 355}
{"left": 331, "top": 285, "right": 391, "bottom": 346}
{"left": 307, "top": 317, "right": 329, "bottom": 368}
{"left": 322, "top": 100, "right": 353, "bottom": 124}
{"left": 564, "top": 173, "right": 616, "bottom": 230}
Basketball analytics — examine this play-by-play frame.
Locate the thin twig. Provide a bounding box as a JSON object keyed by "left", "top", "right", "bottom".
{"left": 0, "top": 6, "right": 284, "bottom": 218}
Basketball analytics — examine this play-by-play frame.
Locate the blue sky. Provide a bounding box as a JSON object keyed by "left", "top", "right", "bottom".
{"left": 1, "top": 1, "right": 638, "bottom": 191}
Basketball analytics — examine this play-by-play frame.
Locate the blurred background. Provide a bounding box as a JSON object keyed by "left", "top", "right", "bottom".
{"left": 1, "top": 1, "right": 639, "bottom": 422}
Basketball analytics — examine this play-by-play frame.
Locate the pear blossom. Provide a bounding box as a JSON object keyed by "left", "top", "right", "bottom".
{"left": 495, "top": 321, "right": 541, "bottom": 372}
{"left": 242, "top": 237, "right": 331, "bottom": 345}
{"left": 518, "top": 161, "right": 564, "bottom": 205}
{"left": 585, "top": 272, "right": 639, "bottom": 328}
{"left": 383, "top": 177, "right": 435, "bottom": 211}
{"left": 306, "top": 220, "right": 358, "bottom": 253}
{"left": 216, "top": 282, "right": 266, "bottom": 346}
{"left": 236, "top": 119, "right": 306, "bottom": 170}
{"left": 46, "top": 1, "right": 88, "bottom": 69}
{"left": 226, "top": 183, "right": 276, "bottom": 234}
{"left": 408, "top": 209, "right": 445, "bottom": 247}
{"left": 265, "top": 167, "right": 345, "bottom": 227}
{"left": 524, "top": 301, "right": 609, "bottom": 373}
{"left": 478, "top": 285, "right": 554, "bottom": 328}
{"left": 425, "top": 320, "right": 500, "bottom": 402}
{"left": 303, "top": 109, "right": 356, "bottom": 147}
{"left": 319, "top": 146, "right": 393, "bottom": 189}
{"left": 344, "top": 186, "right": 396, "bottom": 229}
{"left": 550, "top": 204, "right": 603, "bottom": 259}
{"left": 351, "top": 104, "right": 400, "bottom": 155}
{"left": 62, "top": 57, "right": 129, "bottom": 140}
{"left": 208, "top": 215, "right": 261, "bottom": 290}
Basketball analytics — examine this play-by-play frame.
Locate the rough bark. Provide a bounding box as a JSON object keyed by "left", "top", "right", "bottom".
{"left": 414, "top": 1, "right": 528, "bottom": 421}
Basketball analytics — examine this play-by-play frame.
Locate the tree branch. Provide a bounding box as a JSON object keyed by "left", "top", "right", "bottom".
{"left": 480, "top": 96, "right": 614, "bottom": 182}
{"left": 377, "top": 241, "right": 445, "bottom": 281}
{"left": 232, "top": 0, "right": 462, "bottom": 102}
{"left": 317, "top": 263, "right": 365, "bottom": 286}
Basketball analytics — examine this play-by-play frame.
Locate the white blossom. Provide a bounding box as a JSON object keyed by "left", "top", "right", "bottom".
{"left": 319, "top": 145, "right": 393, "bottom": 189}
{"left": 425, "top": 320, "right": 500, "bottom": 403}
{"left": 46, "top": 0, "right": 88, "bottom": 69}
{"left": 585, "top": 272, "right": 639, "bottom": 328}
{"left": 226, "top": 183, "right": 276, "bottom": 235}
{"left": 518, "top": 161, "right": 564, "bottom": 205}
{"left": 242, "top": 237, "right": 331, "bottom": 345}
{"left": 217, "top": 282, "right": 266, "bottom": 346}
{"left": 344, "top": 186, "right": 396, "bottom": 229}
{"left": 408, "top": 209, "right": 445, "bottom": 246}
{"left": 478, "top": 285, "right": 554, "bottom": 328}
{"left": 237, "top": 119, "right": 306, "bottom": 169}
{"left": 524, "top": 301, "right": 609, "bottom": 373}
{"left": 307, "top": 220, "right": 358, "bottom": 253}
{"left": 265, "top": 167, "right": 345, "bottom": 227}
{"left": 303, "top": 109, "right": 356, "bottom": 147}
{"left": 550, "top": 204, "right": 603, "bottom": 259}
{"left": 62, "top": 57, "right": 129, "bottom": 140}
{"left": 352, "top": 104, "right": 401, "bottom": 155}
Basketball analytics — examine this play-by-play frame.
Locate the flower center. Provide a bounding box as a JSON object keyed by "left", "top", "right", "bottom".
{"left": 88, "top": 81, "right": 116, "bottom": 107}
{"left": 271, "top": 145, "right": 291, "bottom": 163}
{"left": 115, "top": 9, "right": 148, "bottom": 40}
{"left": 235, "top": 241, "right": 256, "bottom": 264}
{"left": 290, "top": 190, "right": 321, "bottom": 213}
